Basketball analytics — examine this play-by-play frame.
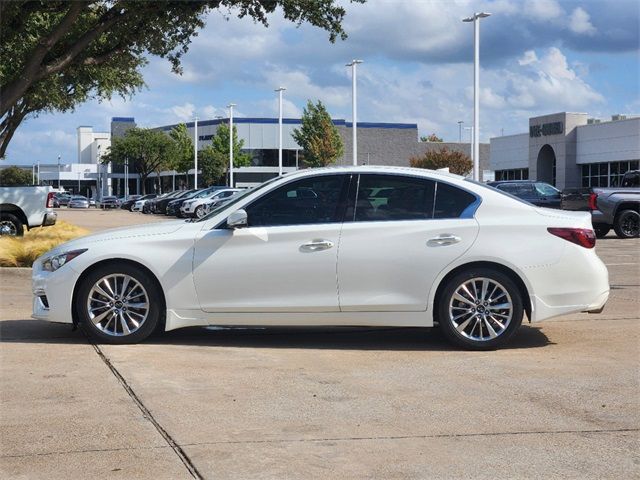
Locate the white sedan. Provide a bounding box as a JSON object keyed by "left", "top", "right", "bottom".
{"left": 32, "top": 166, "right": 609, "bottom": 349}
{"left": 180, "top": 188, "right": 241, "bottom": 218}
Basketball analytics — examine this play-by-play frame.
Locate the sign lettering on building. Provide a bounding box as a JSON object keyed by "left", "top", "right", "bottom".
{"left": 530, "top": 121, "right": 564, "bottom": 137}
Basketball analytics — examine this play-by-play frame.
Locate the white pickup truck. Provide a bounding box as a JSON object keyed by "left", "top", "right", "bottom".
{"left": 0, "top": 186, "right": 57, "bottom": 236}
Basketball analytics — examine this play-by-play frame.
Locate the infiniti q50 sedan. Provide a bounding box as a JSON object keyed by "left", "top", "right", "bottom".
{"left": 32, "top": 166, "right": 609, "bottom": 349}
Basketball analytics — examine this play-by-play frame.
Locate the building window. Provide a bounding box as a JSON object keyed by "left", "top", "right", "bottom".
{"left": 494, "top": 168, "right": 529, "bottom": 181}
{"left": 581, "top": 160, "right": 640, "bottom": 188}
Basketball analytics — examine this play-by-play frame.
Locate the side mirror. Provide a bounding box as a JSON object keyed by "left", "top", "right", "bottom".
{"left": 227, "top": 209, "right": 248, "bottom": 229}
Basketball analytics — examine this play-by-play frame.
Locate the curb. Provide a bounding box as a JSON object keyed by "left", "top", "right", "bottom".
{"left": 0, "top": 267, "right": 32, "bottom": 272}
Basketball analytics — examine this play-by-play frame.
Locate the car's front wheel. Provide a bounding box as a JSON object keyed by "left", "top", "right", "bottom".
{"left": 437, "top": 268, "right": 523, "bottom": 350}
{"left": 613, "top": 209, "right": 639, "bottom": 238}
{"left": 77, "top": 263, "right": 162, "bottom": 344}
{"left": 195, "top": 205, "right": 206, "bottom": 219}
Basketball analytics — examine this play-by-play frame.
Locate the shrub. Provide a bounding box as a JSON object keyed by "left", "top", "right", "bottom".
{"left": 410, "top": 147, "right": 472, "bottom": 176}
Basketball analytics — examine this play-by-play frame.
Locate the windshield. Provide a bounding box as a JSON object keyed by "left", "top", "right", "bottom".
{"left": 196, "top": 178, "right": 281, "bottom": 222}
{"left": 534, "top": 183, "right": 560, "bottom": 196}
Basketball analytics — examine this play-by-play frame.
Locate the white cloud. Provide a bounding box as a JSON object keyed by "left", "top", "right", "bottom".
{"left": 523, "top": 0, "right": 564, "bottom": 21}
{"left": 518, "top": 50, "right": 538, "bottom": 66}
{"left": 569, "top": 7, "right": 597, "bottom": 35}
{"left": 170, "top": 103, "right": 195, "bottom": 122}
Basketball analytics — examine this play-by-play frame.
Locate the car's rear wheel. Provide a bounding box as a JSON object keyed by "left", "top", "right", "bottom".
{"left": 613, "top": 209, "right": 639, "bottom": 238}
{"left": 77, "top": 263, "right": 161, "bottom": 344}
{"left": 0, "top": 213, "right": 24, "bottom": 236}
{"left": 437, "top": 268, "right": 523, "bottom": 350}
{"left": 593, "top": 225, "right": 610, "bottom": 238}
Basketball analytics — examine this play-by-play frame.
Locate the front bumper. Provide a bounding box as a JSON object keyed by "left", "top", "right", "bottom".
{"left": 31, "top": 261, "right": 79, "bottom": 324}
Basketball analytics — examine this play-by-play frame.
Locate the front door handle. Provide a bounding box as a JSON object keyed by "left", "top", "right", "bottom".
{"left": 300, "top": 239, "right": 334, "bottom": 252}
{"left": 427, "top": 234, "right": 461, "bottom": 247}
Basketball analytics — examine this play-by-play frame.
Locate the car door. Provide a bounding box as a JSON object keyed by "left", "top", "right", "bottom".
{"left": 337, "top": 174, "right": 480, "bottom": 312}
{"left": 192, "top": 174, "right": 350, "bottom": 313}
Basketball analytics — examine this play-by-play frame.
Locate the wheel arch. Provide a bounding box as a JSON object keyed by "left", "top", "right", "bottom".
{"left": 614, "top": 202, "right": 639, "bottom": 217}
{"left": 432, "top": 261, "right": 532, "bottom": 323}
{"left": 0, "top": 204, "right": 28, "bottom": 229}
{"left": 71, "top": 258, "right": 167, "bottom": 329}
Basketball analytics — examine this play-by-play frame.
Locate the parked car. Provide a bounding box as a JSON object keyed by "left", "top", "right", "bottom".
{"left": 166, "top": 186, "right": 226, "bottom": 217}
{"left": 54, "top": 192, "right": 71, "bottom": 207}
{"left": 0, "top": 186, "right": 57, "bottom": 236}
{"left": 203, "top": 189, "right": 243, "bottom": 213}
{"left": 561, "top": 170, "right": 639, "bottom": 238}
{"left": 181, "top": 188, "right": 241, "bottom": 218}
{"left": 132, "top": 194, "right": 157, "bottom": 212}
{"left": 487, "top": 181, "right": 561, "bottom": 208}
{"left": 97, "top": 196, "right": 120, "bottom": 209}
{"left": 68, "top": 196, "right": 90, "bottom": 208}
{"left": 119, "top": 195, "right": 143, "bottom": 211}
{"left": 151, "top": 190, "right": 193, "bottom": 214}
{"left": 32, "top": 166, "right": 608, "bottom": 349}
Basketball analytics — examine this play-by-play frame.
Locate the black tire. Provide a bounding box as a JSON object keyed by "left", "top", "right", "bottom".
{"left": 613, "top": 209, "right": 639, "bottom": 239}
{"left": 437, "top": 268, "right": 524, "bottom": 350}
{"left": 77, "top": 263, "right": 162, "bottom": 344}
{"left": 195, "top": 205, "right": 206, "bottom": 219}
{"left": 0, "top": 212, "right": 24, "bottom": 236}
{"left": 593, "top": 225, "right": 610, "bottom": 239}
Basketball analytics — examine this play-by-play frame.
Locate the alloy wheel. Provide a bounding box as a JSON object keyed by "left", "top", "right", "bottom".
{"left": 449, "top": 277, "right": 513, "bottom": 342}
{"left": 0, "top": 220, "right": 17, "bottom": 236}
{"left": 621, "top": 214, "right": 639, "bottom": 237}
{"left": 86, "top": 274, "right": 150, "bottom": 336}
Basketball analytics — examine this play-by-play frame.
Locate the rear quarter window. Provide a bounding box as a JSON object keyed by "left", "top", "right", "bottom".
{"left": 434, "top": 182, "right": 477, "bottom": 219}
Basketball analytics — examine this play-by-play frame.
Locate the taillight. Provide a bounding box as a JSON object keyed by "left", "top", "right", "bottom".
{"left": 46, "top": 192, "right": 55, "bottom": 208}
{"left": 588, "top": 192, "right": 598, "bottom": 211}
{"left": 548, "top": 227, "right": 596, "bottom": 249}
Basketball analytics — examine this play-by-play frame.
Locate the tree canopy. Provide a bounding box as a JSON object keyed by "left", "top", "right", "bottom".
{"left": 420, "top": 133, "right": 443, "bottom": 142}
{"left": 200, "top": 123, "right": 252, "bottom": 185}
{"left": 104, "top": 128, "right": 176, "bottom": 194}
{"left": 0, "top": 0, "right": 364, "bottom": 159}
{"left": 292, "top": 100, "right": 343, "bottom": 168}
{"left": 410, "top": 147, "right": 472, "bottom": 176}
{"left": 168, "top": 124, "right": 194, "bottom": 174}
{"left": 0, "top": 166, "right": 32, "bottom": 186}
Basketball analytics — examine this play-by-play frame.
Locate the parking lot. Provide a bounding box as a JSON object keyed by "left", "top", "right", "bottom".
{"left": 1, "top": 210, "right": 638, "bottom": 479}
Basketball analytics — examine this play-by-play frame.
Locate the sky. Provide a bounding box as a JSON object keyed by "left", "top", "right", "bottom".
{"left": 6, "top": 0, "right": 640, "bottom": 165}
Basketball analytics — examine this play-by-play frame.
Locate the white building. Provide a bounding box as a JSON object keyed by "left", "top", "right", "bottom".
{"left": 490, "top": 112, "right": 640, "bottom": 189}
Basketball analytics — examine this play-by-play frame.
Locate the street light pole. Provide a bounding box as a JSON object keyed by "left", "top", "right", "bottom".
{"left": 457, "top": 121, "right": 464, "bottom": 143}
{"left": 464, "top": 126, "right": 474, "bottom": 176}
{"left": 227, "top": 103, "right": 236, "bottom": 187}
{"left": 57, "top": 155, "right": 61, "bottom": 189}
{"left": 275, "top": 87, "right": 286, "bottom": 176}
{"left": 346, "top": 59, "right": 363, "bottom": 166}
{"left": 124, "top": 157, "right": 129, "bottom": 200}
{"left": 463, "top": 12, "right": 490, "bottom": 181}
{"left": 194, "top": 116, "right": 198, "bottom": 189}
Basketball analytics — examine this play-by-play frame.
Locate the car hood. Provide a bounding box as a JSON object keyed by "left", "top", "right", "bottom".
{"left": 43, "top": 220, "right": 188, "bottom": 257}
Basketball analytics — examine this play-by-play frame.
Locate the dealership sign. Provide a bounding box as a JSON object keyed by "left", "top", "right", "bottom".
{"left": 530, "top": 121, "right": 564, "bottom": 137}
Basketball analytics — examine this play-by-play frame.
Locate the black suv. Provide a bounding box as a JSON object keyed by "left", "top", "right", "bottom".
{"left": 488, "top": 180, "right": 561, "bottom": 208}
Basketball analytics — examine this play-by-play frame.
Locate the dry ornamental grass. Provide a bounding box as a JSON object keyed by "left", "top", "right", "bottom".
{"left": 0, "top": 221, "right": 89, "bottom": 267}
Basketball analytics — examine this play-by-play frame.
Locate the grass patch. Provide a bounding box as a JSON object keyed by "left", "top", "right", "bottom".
{"left": 0, "top": 221, "right": 90, "bottom": 267}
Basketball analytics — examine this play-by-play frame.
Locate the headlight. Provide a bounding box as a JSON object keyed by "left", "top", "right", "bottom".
{"left": 42, "top": 249, "right": 87, "bottom": 272}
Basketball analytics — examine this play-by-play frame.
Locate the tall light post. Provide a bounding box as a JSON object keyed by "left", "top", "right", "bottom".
{"left": 346, "top": 59, "right": 363, "bottom": 166}
{"left": 194, "top": 116, "right": 198, "bottom": 189}
{"left": 227, "top": 103, "right": 236, "bottom": 187}
{"left": 275, "top": 87, "right": 286, "bottom": 176}
{"left": 457, "top": 121, "right": 464, "bottom": 143}
{"left": 463, "top": 12, "right": 490, "bottom": 181}
{"left": 57, "top": 155, "right": 61, "bottom": 189}
{"left": 96, "top": 144, "right": 102, "bottom": 199}
{"left": 464, "top": 126, "right": 474, "bottom": 177}
{"left": 124, "top": 157, "right": 129, "bottom": 200}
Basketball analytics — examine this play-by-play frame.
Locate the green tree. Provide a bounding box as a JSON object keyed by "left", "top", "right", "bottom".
{"left": 0, "top": 0, "right": 365, "bottom": 158}
{"left": 0, "top": 166, "right": 32, "bottom": 186}
{"left": 104, "top": 128, "right": 176, "bottom": 194}
{"left": 292, "top": 100, "right": 343, "bottom": 167}
{"left": 410, "top": 147, "right": 472, "bottom": 176}
{"left": 168, "top": 123, "right": 194, "bottom": 174}
{"left": 199, "top": 146, "right": 228, "bottom": 186}
{"left": 420, "top": 133, "right": 443, "bottom": 142}
{"left": 199, "top": 122, "right": 252, "bottom": 184}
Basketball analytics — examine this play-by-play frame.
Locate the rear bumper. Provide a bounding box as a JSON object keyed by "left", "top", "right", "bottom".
{"left": 591, "top": 210, "right": 608, "bottom": 226}
{"left": 43, "top": 212, "right": 57, "bottom": 226}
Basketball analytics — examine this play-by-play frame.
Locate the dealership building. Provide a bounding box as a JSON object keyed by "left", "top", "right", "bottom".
{"left": 490, "top": 112, "right": 640, "bottom": 189}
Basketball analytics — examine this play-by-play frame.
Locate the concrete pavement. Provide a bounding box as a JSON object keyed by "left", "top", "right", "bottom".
{"left": 1, "top": 214, "right": 638, "bottom": 478}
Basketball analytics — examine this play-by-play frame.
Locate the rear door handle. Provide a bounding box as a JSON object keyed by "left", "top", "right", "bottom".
{"left": 300, "top": 240, "right": 334, "bottom": 252}
{"left": 427, "top": 234, "right": 461, "bottom": 247}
